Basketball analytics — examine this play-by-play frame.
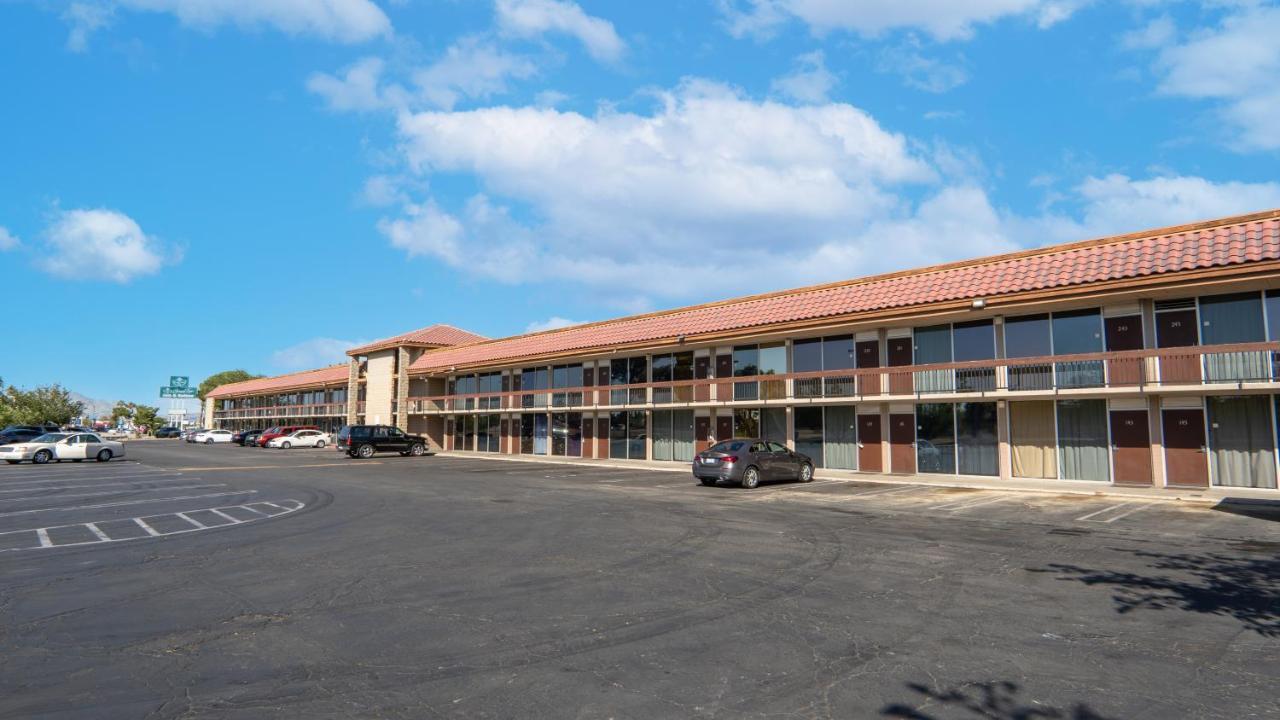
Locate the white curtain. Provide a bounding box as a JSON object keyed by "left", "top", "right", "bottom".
{"left": 1209, "top": 396, "right": 1277, "bottom": 488}
{"left": 1057, "top": 400, "right": 1109, "bottom": 481}
{"left": 824, "top": 406, "right": 858, "bottom": 470}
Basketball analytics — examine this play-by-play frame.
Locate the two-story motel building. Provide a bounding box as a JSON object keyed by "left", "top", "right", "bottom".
{"left": 207, "top": 209, "right": 1280, "bottom": 494}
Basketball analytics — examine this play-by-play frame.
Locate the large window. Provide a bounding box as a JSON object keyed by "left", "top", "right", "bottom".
{"left": 1209, "top": 396, "right": 1276, "bottom": 489}
{"left": 1004, "top": 313, "right": 1052, "bottom": 391}
{"left": 551, "top": 364, "right": 584, "bottom": 407}
{"left": 520, "top": 414, "right": 534, "bottom": 454}
{"left": 652, "top": 409, "right": 695, "bottom": 462}
{"left": 609, "top": 411, "right": 628, "bottom": 458}
{"left": 478, "top": 372, "right": 502, "bottom": 410}
{"left": 953, "top": 320, "right": 995, "bottom": 392}
{"left": 955, "top": 402, "right": 998, "bottom": 476}
{"left": 628, "top": 410, "right": 647, "bottom": 459}
{"left": 651, "top": 352, "right": 694, "bottom": 404}
{"left": 521, "top": 367, "right": 549, "bottom": 408}
{"left": 533, "top": 413, "right": 549, "bottom": 455}
{"left": 1200, "top": 292, "right": 1267, "bottom": 382}
{"left": 915, "top": 403, "right": 956, "bottom": 474}
{"left": 792, "top": 336, "right": 855, "bottom": 398}
{"left": 732, "top": 345, "right": 759, "bottom": 401}
{"left": 823, "top": 406, "right": 857, "bottom": 470}
{"left": 794, "top": 407, "right": 824, "bottom": 466}
{"left": 610, "top": 359, "right": 628, "bottom": 405}
{"left": 462, "top": 414, "right": 476, "bottom": 451}
{"left": 914, "top": 325, "right": 953, "bottom": 394}
{"left": 1051, "top": 309, "right": 1103, "bottom": 387}
{"left": 732, "top": 407, "right": 785, "bottom": 442}
{"left": 1009, "top": 401, "right": 1056, "bottom": 479}
{"left": 477, "top": 414, "right": 500, "bottom": 452}
{"left": 552, "top": 412, "right": 567, "bottom": 455}
{"left": 1056, "top": 399, "right": 1108, "bottom": 481}
{"left": 455, "top": 374, "right": 477, "bottom": 411}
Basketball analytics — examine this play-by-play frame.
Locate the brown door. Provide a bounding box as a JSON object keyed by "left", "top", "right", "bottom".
{"left": 858, "top": 414, "right": 882, "bottom": 473}
{"left": 889, "top": 413, "right": 915, "bottom": 474}
{"left": 596, "top": 418, "right": 609, "bottom": 459}
{"left": 694, "top": 356, "right": 711, "bottom": 402}
{"left": 1105, "top": 315, "right": 1145, "bottom": 386}
{"left": 582, "top": 417, "right": 594, "bottom": 458}
{"left": 1156, "top": 310, "right": 1200, "bottom": 384}
{"left": 445, "top": 420, "right": 454, "bottom": 451}
{"left": 1162, "top": 408, "right": 1209, "bottom": 487}
{"left": 1109, "top": 410, "right": 1151, "bottom": 485}
{"left": 596, "top": 366, "right": 609, "bottom": 405}
{"left": 715, "top": 355, "right": 733, "bottom": 402}
{"left": 716, "top": 415, "right": 733, "bottom": 444}
{"left": 695, "top": 415, "right": 711, "bottom": 453}
{"left": 857, "top": 340, "right": 881, "bottom": 396}
{"left": 887, "top": 337, "right": 913, "bottom": 395}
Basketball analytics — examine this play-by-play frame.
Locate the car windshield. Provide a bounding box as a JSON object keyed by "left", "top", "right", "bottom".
{"left": 32, "top": 433, "right": 70, "bottom": 443}
{"left": 708, "top": 440, "right": 747, "bottom": 453}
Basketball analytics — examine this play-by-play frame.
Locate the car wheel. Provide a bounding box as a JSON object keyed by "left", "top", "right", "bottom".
{"left": 205, "top": 438, "right": 214, "bottom": 444}
{"left": 282, "top": 441, "right": 291, "bottom": 449}
{"left": 699, "top": 477, "right": 717, "bottom": 486}
{"left": 96, "top": 449, "right": 112, "bottom": 462}
{"left": 358, "top": 444, "right": 375, "bottom": 459}
{"left": 33, "top": 450, "right": 52, "bottom": 465}
{"left": 741, "top": 466, "right": 761, "bottom": 489}
{"left": 409, "top": 443, "right": 425, "bottom": 457}
{"left": 798, "top": 462, "right": 814, "bottom": 483}
{"left": 316, "top": 440, "right": 326, "bottom": 448}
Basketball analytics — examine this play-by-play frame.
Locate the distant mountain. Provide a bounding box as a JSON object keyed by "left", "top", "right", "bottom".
{"left": 69, "top": 392, "right": 119, "bottom": 419}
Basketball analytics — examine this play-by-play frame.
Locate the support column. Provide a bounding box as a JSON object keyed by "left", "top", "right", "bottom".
{"left": 996, "top": 399, "right": 1011, "bottom": 480}
{"left": 396, "top": 347, "right": 410, "bottom": 431}
{"left": 1148, "top": 395, "right": 1166, "bottom": 487}
{"left": 879, "top": 402, "right": 891, "bottom": 473}
{"left": 346, "top": 358, "right": 359, "bottom": 426}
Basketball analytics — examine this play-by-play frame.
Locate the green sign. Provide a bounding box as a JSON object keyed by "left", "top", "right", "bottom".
{"left": 169, "top": 376, "right": 190, "bottom": 389}
{"left": 161, "top": 386, "right": 197, "bottom": 398}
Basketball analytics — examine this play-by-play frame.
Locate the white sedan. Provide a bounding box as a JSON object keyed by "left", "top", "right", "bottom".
{"left": 194, "top": 429, "right": 234, "bottom": 444}
{"left": 267, "top": 429, "right": 330, "bottom": 449}
{"left": 0, "top": 432, "right": 126, "bottom": 464}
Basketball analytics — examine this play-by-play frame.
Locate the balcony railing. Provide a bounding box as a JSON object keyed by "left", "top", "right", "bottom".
{"left": 213, "top": 402, "right": 347, "bottom": 420}
{"left": 404, "top": 342, "right": 1280, "bottom": 413}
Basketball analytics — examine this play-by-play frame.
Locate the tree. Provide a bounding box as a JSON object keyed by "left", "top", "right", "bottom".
{"left": 0, "top": 377, "right": 85, "bottom": 426}
{"left": 133, "top": 405, "right": 164, "bottom": 432}
{"left": 198, "top": 370, "right": 263, "bottom": 401}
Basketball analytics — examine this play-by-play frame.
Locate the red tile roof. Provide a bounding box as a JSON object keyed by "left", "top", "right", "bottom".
{"left": 410, "top": 210, "right": 1280, "bottom": 373}
{"left": 207, "top": 364, "right": 349, "bottom": 399}
{"left": 346, "top": 324, "right": 487, "bottom": 356}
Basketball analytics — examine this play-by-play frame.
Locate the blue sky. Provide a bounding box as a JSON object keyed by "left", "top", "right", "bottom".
{"left": 2, "top": 0, "right": 1279, "bottom": 408}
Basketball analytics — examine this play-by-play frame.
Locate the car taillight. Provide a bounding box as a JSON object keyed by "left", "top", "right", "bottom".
{"left": 724, "top": 455, "right": 738, "bottom": 464}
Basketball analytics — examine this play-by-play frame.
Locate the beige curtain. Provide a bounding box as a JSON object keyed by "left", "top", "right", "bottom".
{"left": 1011, "top": 401, "right": 1057, "bottom": 478}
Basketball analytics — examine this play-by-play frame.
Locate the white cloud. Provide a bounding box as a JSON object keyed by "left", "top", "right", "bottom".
{"left": 1149, "top": 6, "right": 1280, "bottom": 150}
{"left": 271, "top": 337, "right": 369, "bottom": 371}
{"left": 413, "top": 36, "right": 537, "bottom": 110}
{"left": 308, "top": 57, "right": 391, "bottom": 112}
{"left": 877, "top": 41, "right": 968, "bottom": 92}
{"left": 117, "top": 0, "right": 391, "bottom": 43}
{"left": 0, "top": 227, "right": 19, "bottom": 251}
{"left": 1120, "top": 14, "right": 1174, "bottom": 51}
{"left": 63, "top": 2, "right": 113, "bottom": 52}
{"left": 770, "top": 50, "right": 837, "bottom": 103}
{"left": 495, "top": 0, "right": 625, "bottom": 61}
{"left": 377, "top": 199, "right": 466, "bottom": 263}
{"left": 719, "top": 0, "right": 1082, "bottom": 41}
{"left": 525, "top": 316, "right": 586, "bottom": 332}
{"left": 40, "top": 208, "right": 174, "bottom": 283}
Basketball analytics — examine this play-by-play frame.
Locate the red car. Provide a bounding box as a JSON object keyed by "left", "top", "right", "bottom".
{"left": 256, "top": 425, "right": 318, "bottom": 447}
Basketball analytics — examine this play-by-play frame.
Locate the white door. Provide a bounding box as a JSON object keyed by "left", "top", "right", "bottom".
{"left": 55, "top": 435, "right": 89, "bottom": 460}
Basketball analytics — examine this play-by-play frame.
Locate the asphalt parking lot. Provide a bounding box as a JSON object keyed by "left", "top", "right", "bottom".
{"left": 2, "top": 442, "right": 1277, "bottom": 719}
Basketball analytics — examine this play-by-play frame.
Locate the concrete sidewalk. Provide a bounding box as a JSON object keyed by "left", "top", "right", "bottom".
{"left": 435, "top": 451, "right": 1280, "bottom": 506}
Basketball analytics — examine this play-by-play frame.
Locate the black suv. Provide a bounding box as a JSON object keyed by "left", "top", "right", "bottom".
{"left": 0, "top": 424, "right": 59, "bottom": 445}
{"left": 338, "top": 425, "right": 428, "bottom": 459}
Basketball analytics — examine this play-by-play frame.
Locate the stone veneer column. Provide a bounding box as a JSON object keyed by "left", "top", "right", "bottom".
{"left": 396, "top": 347, "right": 410, "bottom": 431}
{"left": 346, "top": 358, "right": 359, "bottom": 425}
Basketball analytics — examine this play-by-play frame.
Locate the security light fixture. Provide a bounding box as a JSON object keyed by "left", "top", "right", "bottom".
{"left": 971, "top": 298, "right": 987, "bottom": 310}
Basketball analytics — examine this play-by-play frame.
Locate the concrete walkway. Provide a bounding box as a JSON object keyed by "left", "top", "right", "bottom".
{"left": 435, "top": 451, "right": 1280, "bottom": 506}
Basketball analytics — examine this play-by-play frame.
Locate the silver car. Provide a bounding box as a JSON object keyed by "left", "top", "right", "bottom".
{"left": 692, "top": 438, "right": 814, "bottom": 489}
{"left": 0, "top": 432, "right": 126, "bottom": 464}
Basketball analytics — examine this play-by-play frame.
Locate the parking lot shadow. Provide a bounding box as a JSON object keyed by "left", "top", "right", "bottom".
{"left": 1211, "top": 497, "right": 1280, "bottom": 523}
{"left": 1029, "top": 548, "right": 1280, "bottom": 637}
{"left": 881, "top": 680, "right": 1117, "bottom": 719}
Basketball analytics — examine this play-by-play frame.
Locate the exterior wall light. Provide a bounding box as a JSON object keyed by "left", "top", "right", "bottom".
{"left": 971, "top": 298, "right": 987, "bottom": 310}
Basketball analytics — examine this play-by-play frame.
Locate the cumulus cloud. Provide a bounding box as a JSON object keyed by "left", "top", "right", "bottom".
{"left": 495, "top": 0, "right": 625, "bottom": 61}
{"left": 308, "top": 57, "right": 390, "bottom": 112}
{"left": 719, "top": 0, "right": 1081, "bottom": 41}
{"left": 0, "top": 226, "right": 19, "bottom": 251}
{"left": 40, "top": 208, "right": 175, "bottom": 283}
{"left": 526, "top": 316, "right": 586, "bottom": 332}
{"left": 271, "top": 337, "right": 370, "bottom": 371}
{"left": 413, "top": 36, "right": 537, "bottom": 110}
{"left": 770, "top": 50, "right": 837, "bottom": 103}
{"left": 877, "top": 41, "right": 968, "bottom": 93}
{"left": 1149, "top": 5, "right": 1280, "bottom": 150}
{"left": 116, "top": 0, "right": 391, "bottom": 43}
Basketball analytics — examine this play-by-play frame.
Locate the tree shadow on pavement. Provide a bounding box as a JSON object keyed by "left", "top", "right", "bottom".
{"left": 1029, "top": 548, "right": 1280, "bottom": 637}
{"left": 881, "top": 680, "right": 1117, "bottom": 719}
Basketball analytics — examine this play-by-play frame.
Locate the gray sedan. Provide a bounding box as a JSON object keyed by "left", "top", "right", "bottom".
{"left": 692, "top": 438, "right": 814, "bottom": 489}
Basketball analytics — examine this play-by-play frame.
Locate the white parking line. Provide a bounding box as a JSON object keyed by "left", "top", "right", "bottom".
{"left": 0, "top": 491, "right": 257, "bottom": 518}
{"left": 0, "top": 484, "right": 222, "bottom": 504}
{"left": 0, "top": 499, "right": 306, "bottom": 552}
{"left": 0, "top": 471, "right": 183, "bottom": 487}
{"left": 846, "top": 484, "right": 921, "bottom": 498}
{"left": 928, "top": 494, "right": 1012, "bottom": 511}
{"left": 237, "top": 504, "right": 270, "bottom": 517}
{"left": 1090, "top": 502, "right": 1157, "bottom": 523}
{"left": 774, "top": 479, "right": 850, "bottom": 491}
{"left": 0, "top": 478, "right": 189, "bottom": 494}
{"left": 1075, "top": 503, "right": 1130, "bottom": 522}
{"left": 0, "top": 465, "right": 155, "bottom": 479}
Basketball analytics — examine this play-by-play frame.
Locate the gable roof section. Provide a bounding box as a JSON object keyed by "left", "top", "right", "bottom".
{"left": 409, "top": 209, "right": 1280, "bottom": 373}
{"left": 207, "top": 364, "right": 349, "bottom": 399}
{"left": 346, "top": 324, "right": 488, "bottom": 356}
